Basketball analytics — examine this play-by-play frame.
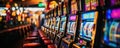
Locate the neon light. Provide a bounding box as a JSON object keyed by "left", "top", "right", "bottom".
{"left": 70, "top": 16, "right": 76, "bottom": 21}
{"left": 106, "top": 9, "right": 111, "bottom": 19}
{"left": 82, "top": 12, "right": 95, "bottom": 20}
{"left": 111, "top": 9, "right": 120, "bottom": 19}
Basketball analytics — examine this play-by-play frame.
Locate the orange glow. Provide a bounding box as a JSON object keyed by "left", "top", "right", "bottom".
{"left": 12, "top": 11, "right": 16, "bottom": 16}
{"left": 6, "top": 3, "right": 11, "bottom": 8}
{"left": 18, "top": 16, "right": 21, "bottom": 21}
{"left": 49, "top": 1, "right": 58, "bottom": 9}
{"left": 27, "top": 18, "right": 31, "bottom": 23}
{"left": 0, "top": 16, "right": 2, "bottom": 21}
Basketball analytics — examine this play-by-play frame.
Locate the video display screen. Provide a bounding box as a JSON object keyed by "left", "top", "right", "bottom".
{"left": 67, "top": 15, "right": 76, "bottom": 34}
{"left": 60, "top": 16, "right": 66, "bottom": 32}
{"left": 55, "top": 17, "right": 60, "bottom": 30}
{"left": 79, "top": 12, "right": 97, "bottom": 41}
{"left": 49, "top": 18, "right": 52, "bottom": 29}
{"left": 103, "top": 9, "right": 120, "bottom": 47}
{"left": 80, "top": 22, "right": 94, "bottom": 41}
{"left": 52, "top": 18, "right": 56, "bottom": 30}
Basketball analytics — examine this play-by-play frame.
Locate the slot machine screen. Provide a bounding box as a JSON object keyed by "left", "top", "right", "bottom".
{"left": 44, "top": 19, "right": 47, "bottom": 27}
{"left": 79, "top": 12, "right": 97, "bottom": 41}
{"left": 55, "top": 17, "right": 60, "bottom": 30}
{"left": 60, "top": 16, "right": 66, "bottom": 32}
{"left": 52, "top": 18, "right": 56, "bottom": 30}
{"left": 103, "top": 8, "right": 120, "bottom": 47}
{"left": 50, "top": 18, "right": 52, "bottom": 29}
{"left": 110, "top": 0, "right": 120, "bottom": 6}
{"left": 85, "top": 0, "right": 98, "bottom": 11}
{"left": 67, "top": 15, "right": 76, "bottom": 35}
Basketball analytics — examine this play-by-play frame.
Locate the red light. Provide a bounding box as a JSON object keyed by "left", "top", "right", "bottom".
{"left": 9, "top": 0, "right": 13, "bottom": 2}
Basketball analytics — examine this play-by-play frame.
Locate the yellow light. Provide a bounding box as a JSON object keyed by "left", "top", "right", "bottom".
{"left": 0, "top": 16, "right": 2, "bottom": 21}
{"left": 12, "top": 11, "right": 16, "bottom": 16}
{"left": 49, "top": 1, "right": 58, "bottom": 9}
{"left": 18, "top": 16, "right": 21, "bottom": 21}
{"left": 14, "top": 3, "right": 18, "bottom": 7}
{"left": 22, "top": 0, "right": 25, "bottom": 1}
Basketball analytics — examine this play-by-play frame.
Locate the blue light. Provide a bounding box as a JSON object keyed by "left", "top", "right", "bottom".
{"left": 106, "top": 9, "right": 111, "bottom": 19}
{"left": 82, "top": 12, "right": 95, "bottom": 20}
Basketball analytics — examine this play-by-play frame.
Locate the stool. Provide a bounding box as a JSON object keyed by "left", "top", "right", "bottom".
{"left": 25, "top": 37, "right": 38, "bottom": 43}
{"left": 23, "top": 43, "right": 40, "bottom": 48}
{"left": 29, "top": 32, "right": 38, "bottom": 37}
{"left": 44, "top": 40, "right": 53, "bottom": 45}
{"left": 48, "top": 44, "right": 56, "bottom": 48}
{"left": 25, "top": 37, "right": 38, "bottom": 40}
{"left": 42, "top": 37, "right": 49, "bottom": 40}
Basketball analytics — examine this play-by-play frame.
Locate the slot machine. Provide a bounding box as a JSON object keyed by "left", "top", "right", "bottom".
{"left": 54, "top": 1, "right": 67, "bottom": 48}
{"left": 48, "top": 11, "right": 53, "bottom": 37}
{"left": 76, "top": 12, "right": 98, "bottom": 48}
{"left": 54, "top": 4, "right": 62, "bottom": 47}
{"left": 101, "top": 0, "right": 120, "bottom": 48}
{"left": 54, "top": 17, "right": 60, "bottom": 34}
{"left": 50, "top": 7, "right": 58, "bottom": 41}
{"left": 61, "top": 0, "right": 78, "bottom": 48}
{"left": 72, "top": 0, "right": 105, "bottom": 48}
{"left": 42, "top": 19, "right": 47, "bottom": 32}
{"left": 46, "top": 13, "right": 51, "bottom": 36}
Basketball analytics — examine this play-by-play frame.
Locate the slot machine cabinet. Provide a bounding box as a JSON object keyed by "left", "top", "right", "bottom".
{"left": 54, "top": 1, "right": 68, "bottom": 48}
{"left": 72, "top": 0, "right": 105, "bottom": 48}
{"left": 48, "top": 9, "right": 55, "bottom": 39}
{"left": 75, "top": 11, "right": 98, "bottom": 48}
{"left": 61, "top": 0, "right": 79, "bottom": 48}
{"left": 54, "top": 16, "right": 61, "bottom": 40}
{"left": 44, "top": 14, "right": 49, "bottom": 34}
{"left": 50, "top": 7, "right": 58, "bottom": 41}
{"left": 54, "top": 4, "right": 62, "bottom": 38}
{"left": 50, "top": 17, "right": 56, "bottom": 40}
{"left": 100, "top": 0, "right": 120, "bottom": 48}
{"left": 46, "top": 13, "right": 51, "bottom": 36}
{"left": 101, "top": 8, "right": 120, "bottom": 48}
{"left": 48, "top": 14, "right": 53, "bottom": 38}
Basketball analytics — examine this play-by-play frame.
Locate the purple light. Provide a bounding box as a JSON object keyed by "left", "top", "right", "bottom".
{"left": 79, "top": 40, "right": 83, "bottom": 43}
{"left": 111, "top": 0, "right": 116, "bottom": 5}
{"left": 70, "top": 16, "right": 76, "bottom": 20}
{"left": 111, "top": 9, "right": 120, "bottom": 19}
